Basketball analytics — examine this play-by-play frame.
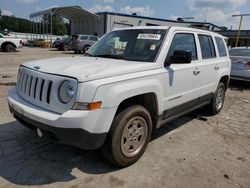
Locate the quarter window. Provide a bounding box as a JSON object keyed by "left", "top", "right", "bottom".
{"left": 89, "top": 36, "right": 98, "bottom": 41}
{"left": 198, "top": 35, "right": 216, "bottom": 59}
{"left": 215, "top": 37, "right": 227, "bottom": 57}
{"left": 168, "top": 33, "right": 197, "bottom": 60}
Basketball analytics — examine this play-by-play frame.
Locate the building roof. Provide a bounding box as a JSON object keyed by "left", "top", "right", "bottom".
{"left": 97, "top": 11, "right": 223, "bottom": 30}
{"left": 30, "top": 6, "right": 99, "bottom": 20}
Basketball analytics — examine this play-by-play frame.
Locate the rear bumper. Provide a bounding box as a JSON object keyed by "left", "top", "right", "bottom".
{"left": 231, "top": 69, "right": 250, "bottom": 81}
{"left": 9, "top": 104, "right": 107, "bottom": 150}
{"left": 230, "top": 75, "right": 250, "bottom": 81}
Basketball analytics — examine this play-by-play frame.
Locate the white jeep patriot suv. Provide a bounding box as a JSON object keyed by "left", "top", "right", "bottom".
{"left": 8, "top": 26, "right": 231, "bottom": 167}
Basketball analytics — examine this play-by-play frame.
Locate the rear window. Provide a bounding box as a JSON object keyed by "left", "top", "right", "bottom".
{"left": 229, "top": 49, "right": 250, "bottom": 57}
{"left": 215, "top": 37, "right": 227, "bottom": 57}
{"left": 89, "top": 36, "right": 98, "bottom": 41}
{"left": 198, "top": 35, "right": 216, "bottom": 59}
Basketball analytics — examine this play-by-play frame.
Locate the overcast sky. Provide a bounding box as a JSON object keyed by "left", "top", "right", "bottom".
{"left": 1, "top": 0, "right": 250, "bottom": 29}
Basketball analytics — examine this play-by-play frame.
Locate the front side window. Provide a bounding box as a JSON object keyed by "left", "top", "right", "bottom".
{"left": 198, "top": 35, "right": 216, "bottom": 59}
{"left": 87, "top": 29, "right": 167, "bottom": 62}
{"left": 167, "top": 33, "right": 197, "bottom": 61}
{"left": 215, "top": 37, "right": 227, "bottom": 57}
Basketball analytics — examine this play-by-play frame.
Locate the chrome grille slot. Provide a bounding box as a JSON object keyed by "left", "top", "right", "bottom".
{"left": 47, "top": 81, "right": 52, "bottom": 104}
{"left": 16, "top": 66, "right": 77, "bottom": 114}
{"left": 28, "top": 76, "right": 33, "bottom": 96}
{"left": 33, "top": 77, "right": 38, "bottom": 98}
{"left": 40, "top": 79, "right": 45, "bottom": 101}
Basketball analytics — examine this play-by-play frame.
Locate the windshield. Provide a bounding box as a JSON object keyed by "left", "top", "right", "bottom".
{"left": 86, "top": 29, "right": 167, "bottom": 62}
{"left": 229, "top": 48, "right": 250, "bottom": 57}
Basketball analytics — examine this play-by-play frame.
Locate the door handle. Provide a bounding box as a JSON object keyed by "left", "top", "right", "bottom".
{"left": 214, "top": 66, "right": 220, "bottom": 70}
{"left": 193, "top": 70, "right": 200, "bottom": 75}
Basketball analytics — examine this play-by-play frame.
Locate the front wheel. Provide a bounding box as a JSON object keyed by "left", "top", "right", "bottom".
{"left": 102, "top": 105, "right": 152, "bottom": 167}
{"left": 5, "top": 44, "right": 16, "bottom": 52}
{"left": 206, "top": 82, "right": 226, "bottom": 115}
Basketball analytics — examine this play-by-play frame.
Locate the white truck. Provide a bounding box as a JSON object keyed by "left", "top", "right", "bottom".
{"left": 8, "top": 26, "right": 231, "bottom": 167}
{"left": 0, "top": 33, "right": 22, "bottom": 52}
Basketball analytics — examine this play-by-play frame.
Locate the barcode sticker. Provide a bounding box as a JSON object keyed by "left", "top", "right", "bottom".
{"left": 137, "top": 34, "right": 161, "bottom": 40}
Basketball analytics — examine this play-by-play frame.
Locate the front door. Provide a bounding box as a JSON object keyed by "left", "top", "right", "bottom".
{"left": 162, "top": 32, "right": 200, "bottom": 120}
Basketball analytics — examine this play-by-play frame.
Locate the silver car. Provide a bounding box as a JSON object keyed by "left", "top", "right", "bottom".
{"left": 71, "top": 35, "right": 98, "bottom": 54}
{"left": 229, "top": 47, "right": 250, "bottom": 81}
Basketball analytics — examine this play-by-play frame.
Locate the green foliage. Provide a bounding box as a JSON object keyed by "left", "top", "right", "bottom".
{"left": 43, "top": 15, "right": 68, "bottom": 35}
{"left": 0, "top": 14, "right": 70, "bottom": 35}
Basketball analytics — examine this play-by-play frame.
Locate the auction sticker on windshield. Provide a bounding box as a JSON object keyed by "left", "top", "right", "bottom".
{"left": 137, "top": 34, "right": 161, "bottom": 40}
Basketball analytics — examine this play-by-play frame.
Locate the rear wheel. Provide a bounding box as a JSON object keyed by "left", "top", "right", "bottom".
{"left": 83, "top": 45, "right": 90, "bottom": 53}
{"left": 102, "top": 105, "right": 152, "bottom": 167}
{"left": 4, "top": 44, "right": 16, "bottom": 52}
{"left": 206, "top": 82, "right": 226, "bottom": 115}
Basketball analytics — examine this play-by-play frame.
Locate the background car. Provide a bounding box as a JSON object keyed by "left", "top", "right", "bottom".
{"left": 71, "top": 35, "right": 98, "bottom": 54}
{"left": 0, "top": 33, "right": 22, "bottom": 52}
{"left": 57, "top": 36, "right": 72, "bottom": 51}
{"left": 229, "top": 47, "right": 250, "bottom": 81}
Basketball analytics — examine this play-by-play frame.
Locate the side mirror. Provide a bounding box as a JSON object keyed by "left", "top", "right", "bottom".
{"left": 165, "top": 50, "right": 192, "bottom": 66}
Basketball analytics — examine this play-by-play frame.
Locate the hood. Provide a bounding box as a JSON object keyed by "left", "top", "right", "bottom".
{"left": 22, "top": 56, "right": 159, "bottom": 82}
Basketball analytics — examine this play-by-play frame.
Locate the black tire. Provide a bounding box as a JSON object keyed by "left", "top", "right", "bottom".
{"left": 83, "top": 45, "right": 90, "bottom": 53}
{"left": 206, "top": 82, "right": 226, "bottom": 115}
{"left": 4, "top": 43, "right": 16, "bottom": 52}
{"left": 63, "top": 45, "right": 69, "bottom": 51}
{"left": 102, "top": 105, "right": 152, "bottom": 167}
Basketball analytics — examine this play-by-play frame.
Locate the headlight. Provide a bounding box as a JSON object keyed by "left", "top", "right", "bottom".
{"left": 58, "top": 80, "right": 75, "bottom": 103}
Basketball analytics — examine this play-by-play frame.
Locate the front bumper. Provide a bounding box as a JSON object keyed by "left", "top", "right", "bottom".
{"left": 7, "top": 87, "right": 116, "bottom": 150}
{"left": 10, "top": 106, "right": 107, "bottom": 150}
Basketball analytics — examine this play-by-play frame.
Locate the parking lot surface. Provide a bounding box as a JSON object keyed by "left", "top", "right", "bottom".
{"left": 0, "top": 48, "right": 250, "bottom": 188}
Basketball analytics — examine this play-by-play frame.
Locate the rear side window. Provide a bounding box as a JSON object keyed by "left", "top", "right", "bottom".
{"left": 168, "top": 33, "right": 197, "bottom": 60}
{"left": 198, "top": 35, "right": 216, "bottom": 59}
{"left": 215, "top": 37, "right": 227, "bottom": 57}
{"left": 89, "top": 36, "right": 98, "bottom": 41}
{"left": 80, "top": 36, "right": 89, "bottom": 40}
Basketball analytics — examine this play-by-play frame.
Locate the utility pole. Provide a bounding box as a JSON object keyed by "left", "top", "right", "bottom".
{"left": 232, "top": 14, "right": 250, "bottom": 47}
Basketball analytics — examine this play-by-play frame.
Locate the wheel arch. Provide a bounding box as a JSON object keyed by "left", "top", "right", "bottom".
{"left": 1, "top": 41, "right": 17, "bottom": 49}
{"left": 219, "top": 75, "right": 230, "bottom": 90}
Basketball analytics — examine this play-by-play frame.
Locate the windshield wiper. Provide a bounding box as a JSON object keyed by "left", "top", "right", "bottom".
{"left": 94, "top": 54, "right": 125, "bottom": 60}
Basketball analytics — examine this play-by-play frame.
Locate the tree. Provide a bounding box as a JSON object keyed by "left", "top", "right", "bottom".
{"left": 43, "top": 14, "right": 68, "bottom": 35}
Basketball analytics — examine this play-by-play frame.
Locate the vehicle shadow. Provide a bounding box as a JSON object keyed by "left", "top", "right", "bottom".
{"left": 62, "top": 51, "right": 75, "bottom": 54}
{"left": 0, "top": 114, "right": 197, "bottom": 185}
{"left": 0, "top": 121, "right": 119, "bottom": 185}
{"left": 229, "top": 80, "right": 250, "bottom": 91}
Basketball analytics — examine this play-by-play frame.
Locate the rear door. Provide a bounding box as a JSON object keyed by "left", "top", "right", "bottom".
{"left": 195, "top": 34, "right": 219, "bottom": 102}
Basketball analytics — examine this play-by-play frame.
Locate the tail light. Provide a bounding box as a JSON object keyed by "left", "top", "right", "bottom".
{"left": 245, "top": 61, "right": 250, "bottom": 68}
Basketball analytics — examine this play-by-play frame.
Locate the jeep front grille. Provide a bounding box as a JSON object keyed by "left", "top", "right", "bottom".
{"left": 17, "top": 72, "right": 53, "bottom": 104}
{"left": 17, "top": 66, "right": 77, "bottom": 114}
